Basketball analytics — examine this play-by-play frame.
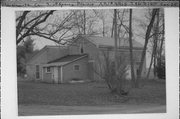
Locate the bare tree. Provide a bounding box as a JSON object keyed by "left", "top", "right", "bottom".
{"left": 146, "top": 9, "right": 160, "bottom": 79}
{"left": 16, "top": 10, "right": 99, "bottom": 46}
{"left": 145, "top": 9, "right": 165, "bottom": 79}
{"left": 101, "top": 51, "right": 116, "bottom": 91}
{"left": 128, "top": 9, "right": 136, "bottom": 87}
{"left": 16, "top": 11, "right": 55, "bottom": 44}
{"left": 83, "top": 10, "right": 86, "bottom": 35}
{"left": 136, "top": 9, "right": 158, "bottom": 87}
{"left": 158, "top": 17, "right": 165, "bottom": 67}
{"left": 111, "top": 10, "right": 129, "bottom": 40}
{"left": 93, "top": 9, "right": 129, "bottom": 95}
{"left": 96, "top": 50, "right": 128, "bottom": 94}
{"left": 112, "top": 9, "right": 129, "bottom": 95}
{"left": 154, "top": 10, "right": 165, "bottom": 79}
{"left": 93, "top": 9, "right": 108, "bottom": 37}
{"left": 113, "top": 9, "right": 121, "bottom": 93}
{"left": 16, "top": 10, "right": 82, "bottom": 45}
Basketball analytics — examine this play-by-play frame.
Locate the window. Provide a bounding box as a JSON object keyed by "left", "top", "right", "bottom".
{"left": 36, "top": 65, "right": 39, "bottom": 72}
{"left": 46, "top": 67, "right": 51, "bottom": 73}
{"left": 74, "top": 65, "right": 80, "bottom": 71}
{"left": 36, "top": 65, "right": 40, "bottom": 79}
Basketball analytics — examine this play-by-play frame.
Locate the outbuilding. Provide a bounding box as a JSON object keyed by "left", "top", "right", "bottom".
{"left": 42, "top": 54, "right": 89, "bottom": 83}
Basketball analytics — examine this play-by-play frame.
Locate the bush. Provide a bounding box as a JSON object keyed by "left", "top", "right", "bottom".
{"left": 100, "top": 51, "right": 128, "bottom": 94}
{"left": 156, "top": 60, "right": 165, "bottom": 79}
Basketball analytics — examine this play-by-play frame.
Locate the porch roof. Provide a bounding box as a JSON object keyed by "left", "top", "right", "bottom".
{"left": 43, "top": 54, "right": 88, "bottom": 67}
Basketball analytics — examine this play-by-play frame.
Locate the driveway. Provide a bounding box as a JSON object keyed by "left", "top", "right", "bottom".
{"left": 18, "top": 104, "right": 166, "bottom": 116}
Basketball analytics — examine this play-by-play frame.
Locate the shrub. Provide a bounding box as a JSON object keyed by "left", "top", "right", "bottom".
{"left": 156, "top": 61, "right": 165, "bottom": 79}
{"left": 100, "top": 51, "right": 128, "bottom": 94}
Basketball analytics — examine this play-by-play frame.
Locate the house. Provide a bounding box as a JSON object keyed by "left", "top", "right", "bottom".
{"left": 69, "top": 35, "right": 146, "bottom": 80}
{"left": 26, "top": 46, "right": 69, "bottom": 81}
{"left": 42, "top": 54, "right": 89, "bottom": 83}
{"left": 26, "top": 35, "right": 146, "bottom": 83}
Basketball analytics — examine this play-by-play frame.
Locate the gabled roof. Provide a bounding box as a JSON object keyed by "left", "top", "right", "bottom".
{"left": 27, "top": 45, "right": 68, "bottom": 63}
{"left": 71, "top": 35, "right": 143, "bottom": 49}
{"left": 84, "top": 36, "right": 143, "bottom": 48}
{"left": 43, "top": 54, "right": 88, "bottom": 67}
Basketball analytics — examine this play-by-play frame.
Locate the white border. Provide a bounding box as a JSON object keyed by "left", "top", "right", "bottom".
{"left": 164, "top": 8, "right": 179, "bottom": 118}
{"left": 1, "top": 7, "right": 179, "bottom": 119}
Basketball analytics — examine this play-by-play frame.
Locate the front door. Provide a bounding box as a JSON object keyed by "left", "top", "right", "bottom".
{"left": 53, "top": 67, "right": 59, "bottom": 83}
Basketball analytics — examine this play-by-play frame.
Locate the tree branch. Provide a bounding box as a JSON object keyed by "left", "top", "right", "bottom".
{"left": 17, "top": 11, "right": 55, "bottom": 44}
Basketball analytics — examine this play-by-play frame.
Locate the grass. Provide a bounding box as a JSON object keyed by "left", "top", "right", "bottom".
{"left": 18, "top": 79, "right": 166, "bottom": 106}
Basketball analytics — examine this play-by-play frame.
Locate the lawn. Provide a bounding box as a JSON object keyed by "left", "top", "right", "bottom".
{"left": 18, "top": 79, "right": 166, "bottom": 106}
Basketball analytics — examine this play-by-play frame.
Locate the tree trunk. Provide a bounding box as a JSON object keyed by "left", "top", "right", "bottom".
{"left": 136, "top": 9, "right": 158, "bottom": 87}
{"left": 146, "top": 50, "right": 154, "bottom": 79}
{"left": 129, "top": 9, "right": 136, "bottom": 87}
{"left": 102, "top": 18, "right": 105, "bottom": 37}
{"left": 158, "top": 13, "right": 164, "bottom": 71}
{"left": 83, "top": 10, "right": 86, "bottom": 35}
{"left": 159, "top": 36, "right": 164, "bottom": 65}
{"left": 114, "top": 9, "right": 122, "bottom": 93}
{"left": 147, "top": 9, "right": 160, "bottom": 80}
{"left": 147, "top": 37, "right": 158, "bottom": 79}
{"left": 111, "top": 18, "right": 114, "bottom": 38}
{"left": 153, "top": 9, "right": 159, "bottom": 79}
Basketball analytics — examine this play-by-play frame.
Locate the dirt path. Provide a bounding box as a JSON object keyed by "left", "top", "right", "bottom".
{"left": 18, "top": 104, "right": 166, "bottom": 116}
